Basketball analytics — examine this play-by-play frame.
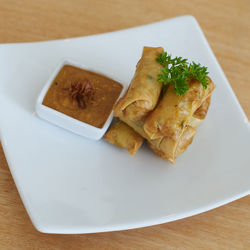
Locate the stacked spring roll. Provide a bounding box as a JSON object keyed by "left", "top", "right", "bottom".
{"left": 106, "top": 46, "right": 215, "bottom": 163}
{"left": 114, "top": 46, "right": 164, "bottom": 123}
{"left": 144, "top": 78, "right": 215, "bottom": 162}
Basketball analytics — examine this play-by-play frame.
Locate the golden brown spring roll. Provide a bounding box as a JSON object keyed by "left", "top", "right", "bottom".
{"left": 119, "top": 94, "right": 212, "bottom": 163}
{"left": 104, "top": 120, "right": 143, "bottom": 155}
{"left": 147, "top": 95, "right": 212, "bottom": 163}
{"left": 147, "top": 126, "right": 197, "bottom": 163}
{"left": 143, "top": 78, "right": 215, "bottom": 141}
{"left": 116, "top": 111, "right": 195, "bottom": 163}
{"left": 114, "top": 46, "right": 164, "bottom": 122}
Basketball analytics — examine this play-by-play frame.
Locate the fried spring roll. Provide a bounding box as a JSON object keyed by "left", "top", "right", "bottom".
{"left": 116, "top": 111, "right": 196, "bottom": 163}
{"left": 143, "top": 78, "right": 215, "bottom": 140}
{"left": 114, "top": 46, "right": 164, "bottom": 122}
{"left": 118, "top": 95, "right": 212, "bottom": 163}
{"left": 104, "top": 121, "right": 144, "bottom": 155}
{"left": 147, "top": 126, "right": 197, "bottom": 163}
{"left": 147, "top": 96, "right": 212, "bottom": 163}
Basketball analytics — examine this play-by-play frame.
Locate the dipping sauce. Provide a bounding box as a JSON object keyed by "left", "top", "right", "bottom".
{"left": 42, "top": 65, "right": 123, "bottom": 128}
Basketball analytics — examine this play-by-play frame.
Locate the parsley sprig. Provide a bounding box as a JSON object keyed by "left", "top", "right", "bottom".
{"left": 156, "top": 52, "right": 209, "bottom": 96}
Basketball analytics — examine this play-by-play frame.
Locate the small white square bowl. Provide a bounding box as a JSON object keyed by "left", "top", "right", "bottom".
{"left": 35, "top": 59, "right": 123, "bottom": 140}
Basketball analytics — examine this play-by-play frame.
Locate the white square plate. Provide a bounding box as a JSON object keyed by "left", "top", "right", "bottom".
{"left": 0, "top": 16, "right": 249, "bottom": 234}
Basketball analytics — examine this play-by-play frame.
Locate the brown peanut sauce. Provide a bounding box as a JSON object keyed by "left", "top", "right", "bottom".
{"left": 43, "top": 65, "right": 123, "bottom": 128}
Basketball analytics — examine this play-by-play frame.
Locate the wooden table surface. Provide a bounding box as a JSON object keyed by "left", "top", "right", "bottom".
{"left": 0, "top": 0, "right": 249, "bottom": 249}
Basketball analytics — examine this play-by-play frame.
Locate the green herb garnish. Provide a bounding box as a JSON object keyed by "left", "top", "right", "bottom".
{"left": 156, "top": 51, "right": 209, "bottom": 96}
